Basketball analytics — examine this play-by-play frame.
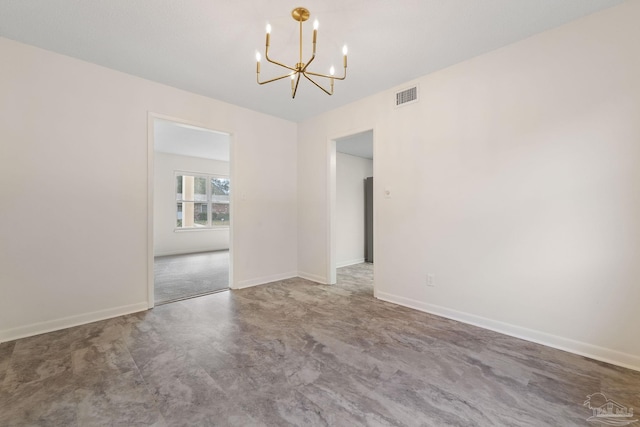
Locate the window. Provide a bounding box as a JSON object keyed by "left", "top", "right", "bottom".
{"left": 176, "top": 173, "right": 230, "bottom": 229}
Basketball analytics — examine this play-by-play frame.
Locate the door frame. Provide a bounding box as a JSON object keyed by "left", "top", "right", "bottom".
{"left": 147, "top": 112, "right": 235, "bottom": 308}
{"left": 326, "top": 126, "right": 376, "bottom": 291}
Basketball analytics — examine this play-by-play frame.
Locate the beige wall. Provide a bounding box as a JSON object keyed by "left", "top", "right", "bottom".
{"left": 0, "top": 37, "right": 298, "bottom": 341}
{"left": 298, "top": 2, "right": 640, "bottom": 369}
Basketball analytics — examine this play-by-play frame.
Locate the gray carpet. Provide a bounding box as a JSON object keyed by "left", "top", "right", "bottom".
{"left": 154, "top": 250, "right": 229, "bottom": 304}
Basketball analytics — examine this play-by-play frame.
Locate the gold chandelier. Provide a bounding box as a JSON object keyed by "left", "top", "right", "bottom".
{"left": 255, "top": 7, "right": 348, "bottom": 98}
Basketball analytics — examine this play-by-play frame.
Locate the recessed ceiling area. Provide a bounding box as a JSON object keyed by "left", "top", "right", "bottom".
{"left": 0, "top": 0, "right": 628, "bottom": 122}
{"left": 153, "top": 119, "right": 230, "bottom": 162}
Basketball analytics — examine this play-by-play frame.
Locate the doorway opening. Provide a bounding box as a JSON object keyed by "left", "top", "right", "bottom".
{"left": 149, "top": 117, "right": 232, "bottom": 306}
{"left": 328, "top": 129, "right": 375, "bottom": 296}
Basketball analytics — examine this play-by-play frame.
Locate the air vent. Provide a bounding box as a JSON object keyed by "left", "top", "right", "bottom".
{"left": 395, "top": 85, "right": 418, "bottom": 107}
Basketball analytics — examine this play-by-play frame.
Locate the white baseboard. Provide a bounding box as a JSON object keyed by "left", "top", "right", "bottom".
{"left": 336, "top": 258, "right": 365, "bottom": 268}
{"left": 376, "top": 291, "right": 640, "bottom": 372}
{"left": 0, "top": 302, "right": 149, "bottom": 343}
{"left": 297, "top": 271, "right": 328, "bottom": 284}
{"left": 233, "top": 271, "right": 298, "bottom": 290}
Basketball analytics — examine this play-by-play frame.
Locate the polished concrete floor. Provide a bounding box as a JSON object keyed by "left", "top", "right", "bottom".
{"left": 154, "top": 251, "right": 229, "bottom": 304}
{"left": 1, "top": 263, "right": 639, "bottom": 426}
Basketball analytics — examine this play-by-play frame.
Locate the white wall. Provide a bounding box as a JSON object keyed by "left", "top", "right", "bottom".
{"left": 336, "top": 152, "right": 372, "bottom": 267}
{"left": 298, "top": 1, "right": 640, "bottom": 370}
{"left": 0, "top": 37, "right": 298, "bottom": 342}
{"left": 153, "top": 152, "right": 229, "bottom": 256}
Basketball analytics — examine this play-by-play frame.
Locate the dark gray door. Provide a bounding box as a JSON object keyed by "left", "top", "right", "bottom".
{"left": 365, "top": 177, "right": 373, "bottom": 263}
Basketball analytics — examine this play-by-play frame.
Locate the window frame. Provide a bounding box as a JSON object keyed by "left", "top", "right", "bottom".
{"left": 174, "top": 171, "right": 230, "bottom": 232}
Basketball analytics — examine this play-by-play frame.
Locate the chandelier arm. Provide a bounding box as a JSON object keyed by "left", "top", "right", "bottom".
{"left": 265, "top": 44, "right": 298, "bottom": 72}
{"left": 302, "top": 73, "right": 333, "bottom": 96}
{"left": 302, "top": 19, "right": 318, "bottom": 72}
{"left": 305, "top": 68, "right": 347, "bottom": 81}
{"left": 302, "top": 52, "right": 316, "bottom": 72}
{"left": 264, "top": 56, "right": 298, "bottom": 73}
{"left": 258, "top": 72, "right": 294, "bottom": 85}
{"left": 292, "top": 73, "right": 302, "bottom": 98}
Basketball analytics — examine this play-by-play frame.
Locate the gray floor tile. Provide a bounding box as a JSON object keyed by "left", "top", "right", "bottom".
{"left": 1, "top": 263, "right": 639, "bottom": 426}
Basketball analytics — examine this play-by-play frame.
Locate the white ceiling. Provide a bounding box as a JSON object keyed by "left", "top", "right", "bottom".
{"left": 0, "top": 0, "right": 627, "bottom": 122}
{"left": 154, "top": 119, "right": 230, "bottom": 162}
{"left": 337, "top": 130, "right": 373, "bottom": 159}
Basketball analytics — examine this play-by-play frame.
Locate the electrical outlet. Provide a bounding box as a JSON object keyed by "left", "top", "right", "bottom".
{"left": 426, "top": 274, "right": 435, "bottom": 287}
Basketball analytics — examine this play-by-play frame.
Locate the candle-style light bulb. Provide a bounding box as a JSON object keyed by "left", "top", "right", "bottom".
{"left": 342, "top": 45, "right": 348, "bottom": 55}
{"left": 329, "top": 66, "right": 335, "bottom": 76}
{"left": 265, "top": 23, "right": 271, "bottom": 47}
{"left": 255, "top": 52, "right": 261, "bottom": 62}
{"left": 312, "top": 19, "right": 318, "bottom": 45}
